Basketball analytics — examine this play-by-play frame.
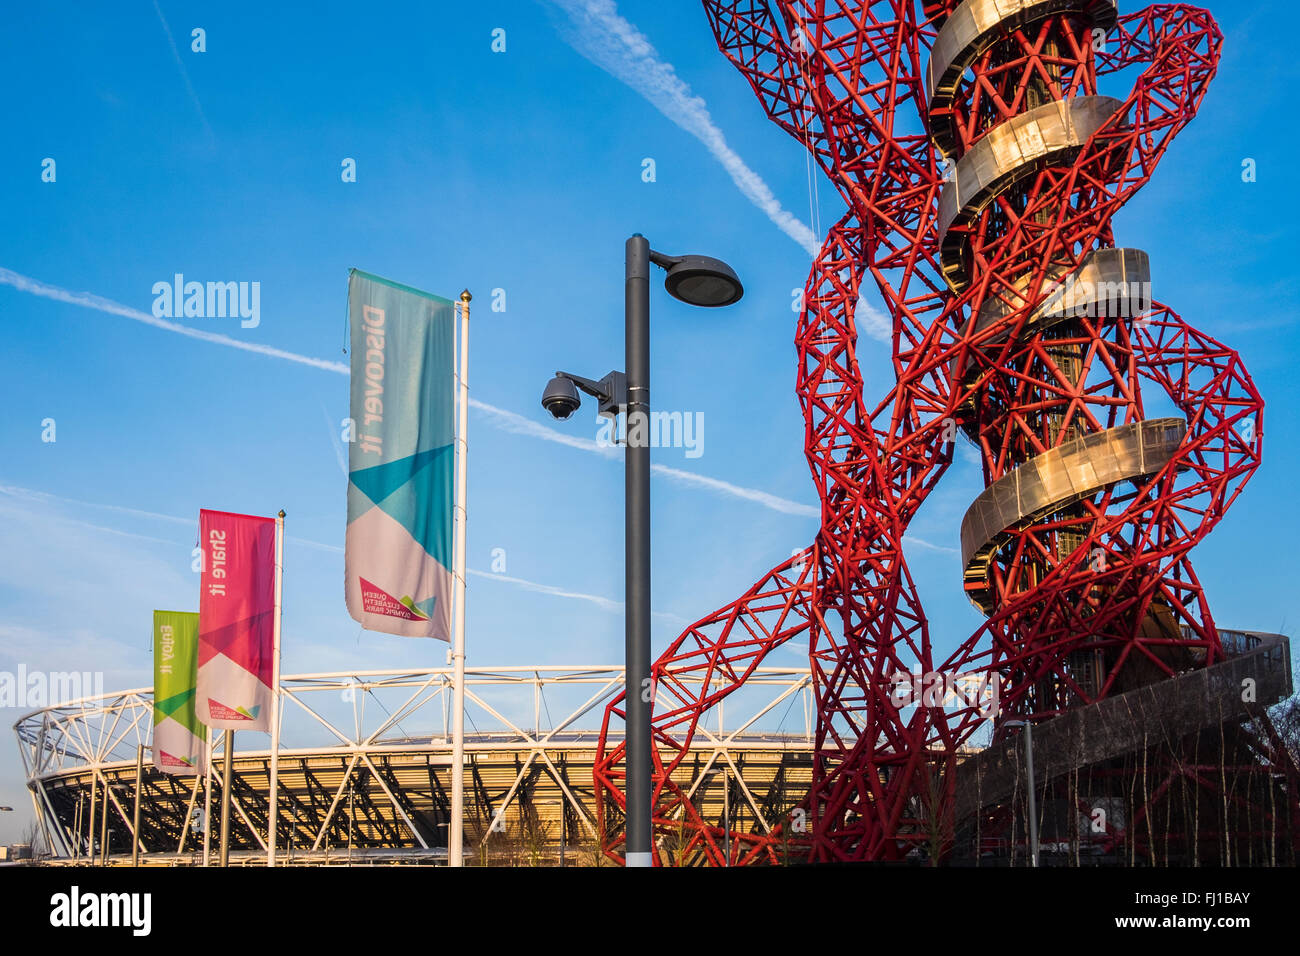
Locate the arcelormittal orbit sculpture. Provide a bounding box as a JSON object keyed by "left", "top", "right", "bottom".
{"left": 595, "top": 0, "right": 1287, "bottom": 864}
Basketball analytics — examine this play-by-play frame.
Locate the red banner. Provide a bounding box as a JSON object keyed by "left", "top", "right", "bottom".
{"left": 195, "top": 509, "right": 276, "bottom": 731}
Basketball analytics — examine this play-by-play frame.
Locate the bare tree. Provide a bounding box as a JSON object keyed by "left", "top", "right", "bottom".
{"left": 20, "top": 819, "right": 47, "bottom": 860}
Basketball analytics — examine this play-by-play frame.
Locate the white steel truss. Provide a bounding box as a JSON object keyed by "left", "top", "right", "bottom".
{"left": 13, "top": 665, "right": 815, "bottom": 862}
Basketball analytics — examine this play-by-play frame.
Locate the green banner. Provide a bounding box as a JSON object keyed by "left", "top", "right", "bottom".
{"left": 153, "top": 610, "right": 206, "bottom": 775}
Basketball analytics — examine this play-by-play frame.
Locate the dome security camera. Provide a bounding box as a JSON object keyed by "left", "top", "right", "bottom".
{"left": 541, "top": 375, "right": 581, "bottom": 420}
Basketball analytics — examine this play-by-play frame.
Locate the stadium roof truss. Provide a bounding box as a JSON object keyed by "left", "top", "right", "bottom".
{"left": 14, "top": 666, "right": 816, "bottom": 863}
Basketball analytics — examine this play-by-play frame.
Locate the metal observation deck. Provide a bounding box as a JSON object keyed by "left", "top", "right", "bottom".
{"left": 954, "top": 631, "right": 1295, "bottom": 819}
{"left": 926, "top": 0, "right": 1119, "bottom": 156}
{"left": 948, "top": 247, "right": 1151, "bottom": 389}
{"left": 929, "top": 0, "right": 1168, "bottom": 618}
{"left": 960, "top": 418, "right": 1186, "bottom": 612}
{"left": 937, "top": 94, "right": 1124, "bottom": 291}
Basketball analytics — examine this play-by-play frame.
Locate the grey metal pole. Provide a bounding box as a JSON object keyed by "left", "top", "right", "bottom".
{"left": 202, "top": 727, "right": 212, "bottom": 866}
{"left": 625, "top": 234, "right": 652, "bottom": 867}
{"left": 1024, "top": 722, "right": 1039, "bottom": 867}
{"left": 99, "top": 777, "right": 110, "bottom": 865}
{"left": 131, "top": 745, "right": 143, "bottom": 867}
{"left": 86, "top": 778, "right": 96, "bottom": 864}
{"left": 723, "top": 767, "right": 731, "bottom": 867}
{"left": 73, "top": 795, "right": 83, "bottom": 862}
{"left": 219, "top": 729, "right": 233, "bottom": 867}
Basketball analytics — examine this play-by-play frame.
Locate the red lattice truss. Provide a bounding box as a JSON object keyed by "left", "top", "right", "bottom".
{"left": 593, "top": 1, "right": 1277, "bottom": 863}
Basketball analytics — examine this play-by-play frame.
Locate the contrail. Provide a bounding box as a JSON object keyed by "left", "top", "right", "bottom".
{"left": 856, "top": 290, "right": 894, "bottom": 344}
{"left": 651, "top": 463, "right": 817, "bottom": 518}
{"left": 0, "top": 268, "right": 348, "bottom": 374}
{"left": 321, "top": 402, "right": 350, "bottom": 477}
{"left": 469, "top": 568, "right": 621, "bottom": 614}
{"left": 547, "top": 0, "right": 820, "bottom": 256}
{"left": 467, "top": 569, "right": 687, "bottom": 624}
{"left": 0, "top": 483, "right": 191, "bottom": 526}
{"left": 0, "top": 268, "right": 962, "bottom": 548}
{"left": 468, "top": 399, "right": 822, "bottom": 517}
{"left": 0, "top": 487, "right": 181, "bottom": 547}
{"left": 0, "top": 484, "right": 343, "bottom": 555}
{"left": 904, "top": 536, "right": 960, "bottom": 557}
{"left": 0, "top": 483, "right": 687, "bottom": 619}
{"left": 152, "top": 0, "right": 214, "bottom": 141}
{"left": 468, "top": 397, "right": 619, "bottom": 461}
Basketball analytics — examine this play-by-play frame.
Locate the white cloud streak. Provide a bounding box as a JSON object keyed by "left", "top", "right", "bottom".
{"left": 0, "top": 267, "right": 349, "bottom": 374}
{"left": 0, "top": 483, "right": 690, "bottom": 620}
{"left": 0, "top": 483, "right": 191, "bottom": 526}
{"left": 468, "top": 398, "right": 618, "bottom": 460}
{"left": 547, "top": 0, "right": 820, "bottom": 256}
{"left": 151, "top": 0, "right": 214, "bottom": 140}
{"left": 0, "top": 491, "right": 179, "bottom": 548}
{"left": 467, "top": 569, "right": 688, "bottom": 625}
{"left": 904, "top": 536, "right": 960, "bottom": 557}
{"left": 856, "top": 289, "right": 894, "bottom": 344}
{"left": 1, "top": 266, "right": 818, "bottom": 519}
{"left": 651, "top": 463, "right": 817, "bottom": 517}
{"left": 0, "top": 483, "right": 342, "bottom": 554}
{"left": 470, "top": 398, "right": 819, "bottom": 516}
{"left": 321, "top": 402, "right": 349, "bottom": 477}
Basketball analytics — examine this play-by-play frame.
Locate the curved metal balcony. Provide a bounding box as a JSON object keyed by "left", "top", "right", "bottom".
{"left": 937, "top": 95, "right": 1125, "bottom": 291}
{"left": 950, "top": 247, "right": 1151, "bottom": 382}
{"left": 960, "top": 417, "right": 1186, "bottom": 613}
{"left": 926, "top": 0, "right": 1118, "bottom": 157}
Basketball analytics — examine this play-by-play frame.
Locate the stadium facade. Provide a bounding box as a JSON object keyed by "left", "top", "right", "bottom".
{"left": 14, "top": 635, "right": 1294, "bottom": 866}
{"left": 14, "top": 666, "right": 818, "bottom": 866}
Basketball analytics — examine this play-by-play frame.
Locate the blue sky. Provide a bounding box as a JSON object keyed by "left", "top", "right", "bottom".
{"left": 0, "top": 0, "right": 1296, "bottom": 841}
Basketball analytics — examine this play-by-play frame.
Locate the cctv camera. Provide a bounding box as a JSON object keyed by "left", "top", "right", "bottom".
{"left": 541, "top": 375, "right": 581, "bottom": 420}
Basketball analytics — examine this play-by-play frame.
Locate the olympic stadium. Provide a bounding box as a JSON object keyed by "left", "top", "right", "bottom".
{"left": 13, "top": 626, "right": 1296, "bottom": 866}
{"left": 13, "top": 665, "right": 823, "bottom": 866}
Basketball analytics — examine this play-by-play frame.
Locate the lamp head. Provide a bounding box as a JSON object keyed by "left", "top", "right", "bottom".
{"left": 659, "top": 254, "right": 744, "bottom": 307}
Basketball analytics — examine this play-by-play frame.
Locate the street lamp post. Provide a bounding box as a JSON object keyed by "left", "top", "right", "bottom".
{"left": 1004, "top": 719, "right": 1039, "bottom": 867}
{"left": 541, "top": 234, "right": 742, "bottom": 868}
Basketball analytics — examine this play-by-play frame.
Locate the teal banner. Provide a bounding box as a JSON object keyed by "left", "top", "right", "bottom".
{"left": 344, "top": 270, "right": 456, "bottom": 640}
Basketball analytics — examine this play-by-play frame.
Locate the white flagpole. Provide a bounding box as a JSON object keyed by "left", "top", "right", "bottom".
{"left": 268, "top": 509, "right": 285, "bottom": 867}
{"left": 202, "top": 725, "right": 212, "bottom": 866}
{"left": 449, "top": 290, "right": 471, "bottom": 867}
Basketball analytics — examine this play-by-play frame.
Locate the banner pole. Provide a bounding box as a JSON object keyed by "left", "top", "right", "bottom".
{"left": 448, "top": 289, "right": 471, "bottom": 868}
{"left": 202, "top": 726, "right": 212, "bottom": 866}
{"left": 132, "top": 744, "right": 143, "bottom": 866}
{"left": 99, "top": 773, "right": 110, "bottom": 865}
{"left": 87, "top": 775, "right": 97, "bottom": 864}
{"left": 219, "top": 729, "right": 233, "bottom": 866}
{"left": 268, "top": 509, "right": 285, "bottom": 867}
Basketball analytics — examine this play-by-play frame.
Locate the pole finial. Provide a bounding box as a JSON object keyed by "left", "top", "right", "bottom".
{"left": 278, "top": 509, "right": 286, "bottom": 518}
{"left": 460, "top": 289, "right": 472, "bottom": 303}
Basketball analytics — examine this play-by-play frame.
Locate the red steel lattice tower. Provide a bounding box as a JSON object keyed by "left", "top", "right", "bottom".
{"left": 593, "top": 0, "right": 1283, "bottom": 864}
